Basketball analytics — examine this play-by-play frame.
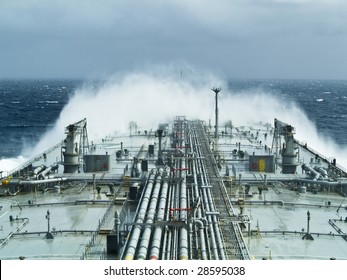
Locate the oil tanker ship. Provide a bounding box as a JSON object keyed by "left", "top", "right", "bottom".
{"left": 1, "top": 91, "right": 347, "bottom": 260}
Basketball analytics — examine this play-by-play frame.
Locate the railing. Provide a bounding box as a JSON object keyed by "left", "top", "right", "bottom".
{"left": 80, "top": 195, "right": 117, "bottom": 260}
{"left": 6, "top": 141, "right": 64, "bottom": 177}
{"left": 295, "top": 139, "right": 347, "bottom": 174}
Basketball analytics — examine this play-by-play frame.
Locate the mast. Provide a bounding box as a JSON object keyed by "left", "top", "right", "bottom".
{"left": 211, "top": 87, "right": 222, "bottom": 139}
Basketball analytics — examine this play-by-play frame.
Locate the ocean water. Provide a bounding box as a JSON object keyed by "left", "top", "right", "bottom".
{"left": 229, "top": 79, "right": 347, "bottom": 145}
{"left": 1, "top": 77, "right": 347, "bottom": 171}
{"left": 0, "top": 79, "right": 83, "bottom": 159}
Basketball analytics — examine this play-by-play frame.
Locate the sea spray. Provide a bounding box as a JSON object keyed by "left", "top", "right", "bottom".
{"left": 1, "top": 67, "right": 347, "bottom": 172}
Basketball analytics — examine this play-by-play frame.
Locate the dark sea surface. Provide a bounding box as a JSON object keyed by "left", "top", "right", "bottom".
{"left": 230, "top": 79, "right": 347, "bottom": 145}
{"left": 0, "top": 79, "right": 83, "bottom": 158}
{"left": 1, "top": 78, "right": 347, "bottom": 161}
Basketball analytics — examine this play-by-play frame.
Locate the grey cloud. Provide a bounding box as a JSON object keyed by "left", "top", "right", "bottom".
{"left": 0, "top": 0, "right": 347, "bottom": 79}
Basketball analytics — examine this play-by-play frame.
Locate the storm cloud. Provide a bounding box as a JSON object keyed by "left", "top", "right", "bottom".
{"left": 1, "top": 0, "right": 347, "bottom": 79}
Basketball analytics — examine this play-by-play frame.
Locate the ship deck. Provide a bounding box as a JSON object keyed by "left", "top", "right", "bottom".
{"left": 1, "top": 117, "right": 347, "bottom": 260}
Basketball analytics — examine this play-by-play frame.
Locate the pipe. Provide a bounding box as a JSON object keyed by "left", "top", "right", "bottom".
{"left": 302, "top": 164, "right": 321, "bottom": 180}
{"left": 160, "top": 180, "right": 174, "bottom": 260}
{"left": 136, "top": 169, "right": 163, "bottom": 259}
{"left": 191, "top": 120, "right": 251, "bottom": 259}
{"left": 178, "top": 156, "right": 189, "bottom": 260}
{"left": 195, "top": 131, "right": 223, "bottom": 260}
{"left": 191, "top": 130, "right": 208, "bottom": 259}
{"left": 166, "top": 177, "right": 176, "bottom": 259}
{"left": 201, "top": 186, "right": 219, "bottom": 259}
{"left": 193, "top": 218, "right": 206, "bottom": 229}
{"left": 314, "top": 166, "right": 328, "bottom": 179}
{"left": 227, "top": 175, "right": 340, "bottom": 185}
{"left": 230, "top": 200, "right": 285, "bottom": 206}
{"left": 19, "top": 177, "right": 67, "bottom": 185}
{"left": 149, "top": 171, "right": 170, "bottom": 260}
{"left": 33, "top": 164, "right": 46, "bottom": 176}
{"left": 294, "top": 179, "right": 341, "bottom": 186}
{"left": 123, "top": 169, "right": 157, "bottom": 260}
{"left": 194, "top": 122, "right": 227, "bottom": 259}
{"left": 171, "top": 163, "right": 180, "bottom": 260}
{"left": 38, "top": 163, "right": 59, "bottom": 179}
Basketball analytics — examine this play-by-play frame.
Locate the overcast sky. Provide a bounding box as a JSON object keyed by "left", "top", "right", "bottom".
{"left": 1, "top": 0, "right": 347, "bottom": 79}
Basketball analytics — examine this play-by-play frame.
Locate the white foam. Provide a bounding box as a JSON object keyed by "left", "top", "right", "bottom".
{"left": 1, "top": 65, "right": 347, "bottom": 172}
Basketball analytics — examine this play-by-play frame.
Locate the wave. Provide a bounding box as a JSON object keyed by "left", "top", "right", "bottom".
{"left": 2, "top": 65, "right": 347, "bottom": 171}
{"left": 38, "top": 101, "right": 59, "bottom": 104}
{"left": 0, "top": 124, "right": 54, "bottom": 128}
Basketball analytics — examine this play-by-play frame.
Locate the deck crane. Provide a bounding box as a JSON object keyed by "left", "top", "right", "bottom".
{"left": 61, "top": 118, "right": 89, "bottom": 173}
{"left": 271, "top": 118, "right": 299, "bottom": 174}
